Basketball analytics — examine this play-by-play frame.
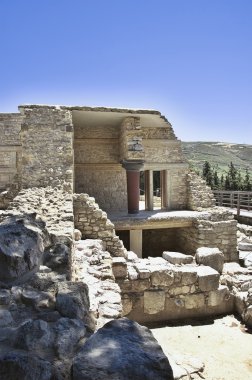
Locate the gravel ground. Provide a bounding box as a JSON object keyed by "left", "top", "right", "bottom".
{"left": 152, "top": 315, "right": 252, "bottom": 380}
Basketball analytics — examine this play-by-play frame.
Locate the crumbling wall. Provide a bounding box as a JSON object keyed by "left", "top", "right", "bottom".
{"left": 73, "top": 193, "right": 127, "bottom": 257}
{"left": 19, "top": 105, "right": 74, "bottom": 191}
{"left": 177, "top": 209, "right": 238, "bottom": 262}
{"left": 187, "top": 171, "right": 216, "bottom": 210}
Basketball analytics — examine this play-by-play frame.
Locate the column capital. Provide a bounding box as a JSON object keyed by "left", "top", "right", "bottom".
{"left": 121, "top": 159, "right": 145, "bottom": 171}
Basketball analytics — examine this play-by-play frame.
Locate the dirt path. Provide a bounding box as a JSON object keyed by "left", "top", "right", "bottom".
{"left": 152, "top": 315, "right": 252, "bottom": 380}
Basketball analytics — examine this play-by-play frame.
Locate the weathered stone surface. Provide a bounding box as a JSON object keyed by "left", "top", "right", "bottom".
{"left": 44, "top": 243, "right": 69, "bottom": 270}
{"left": 238, "top": 241, "right": 252, "bottom": 251}
{"left": 135, "top": 262, "right": 151, "bottom": 279}
{"left": 0, "top": 289, "right": 11, "bottom": 305}
{"left": 0, "top": 216, "right": 44, "bottom": 285}
{"left": 234, "top": 291, "right": 247, "bottom": 315}
{"left": 21, "top": 288, "right": 55, "bottom": 310}
{"left": 126, "top": 250, "right": 139, "bottom": 262}
{"left": 151, "top": 269, "right": 174, "bottom": 287}
{"left": 144, "top": 290, "right": 165, "bottom": 314}
{"left": 244, "top": 253, "right": 252, "bottom": 268}
{"left": 184, "top": 293, "right": 205, "bottom": 309}
{"left": 112, "top": 257, "right": 127, "bottom": 278}
{"left": 74, "top": 228, "right": 82, "bottom": 241}
{"left": 207, "top": 285, "right": 231, "bottom": 307}
{"left": 176, "top": 266, "right": 198, "bottom": 285}
{"left": 244, "top": 305, "right": 252, "bottom": 327}
{"left": 121, "top": 295, "right": 133, "bottom": 316}
{"left": 163, "top": 251, "right": 194, "bottom": 265}
{"left": 53, "top": 318, "right": 86, "bottom": 359}
{"left": 72, "top": 318, "right": 174, "bottom": 380}
{"left": 16, "top": 319, "right": 52, "bottom": 352}
{"left": 56, "top": 282, "right": 90, "bottom": 320}
{"left": 196, "top": 247, "right": 224, "bottom": 273}
{"left": 0, "top": 351, "right": 52, "bottom": 380}
{"left": 197, "top": 266, "right": 220, "bottom": 291}
{"left": 0, "top": 309, "right": 13, "bottom": 327}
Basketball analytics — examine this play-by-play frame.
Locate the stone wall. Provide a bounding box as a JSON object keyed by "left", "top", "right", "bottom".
{"left": 19, "top": 105, "right": 74, "bottom": 191}
{"left": 0, "top": 113, "right": 22, "bottom": 145}
{"left": 177, "top": 209, "right": 238, "bottom": 262}
{"left": 168, "top": 167, "right": 188, "bottom": 210}
{"left": 0, "top": 113, "right": 22, "bottom": 195}
{"left": 120, "top": 117, "right": 144, "bottom": 161}
{"left": 75, "top": 167, "right": 127, "bottom": 212}
{"left": 5, "top": 186, "right": 74, "bottom": 240}
{"left": 187, "top": 171, "right": 216, "bottom": 210}
{"left": 74, "top": 114, "right": 128, "bottom": 211}
{"left": 73, "top": 193, "right": 127, "bottom": 257}
{"left": 115, "top": 255, "right": 233, "bottom": 324}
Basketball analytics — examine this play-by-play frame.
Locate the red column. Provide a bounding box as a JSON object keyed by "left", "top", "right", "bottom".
{"left": 121, "top": 160, "right": 144, "bottom": 214}
{"left": 126, "top": 170, "right": 140, "bottom": 214}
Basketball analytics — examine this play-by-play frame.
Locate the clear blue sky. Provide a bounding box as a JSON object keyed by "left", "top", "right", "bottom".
{"left": 1, "top": 0, "right": 252, "bottom": 143}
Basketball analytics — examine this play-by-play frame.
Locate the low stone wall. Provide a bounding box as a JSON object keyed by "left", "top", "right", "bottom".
{"left": 177, "top": 209, "right": 238, "bottom": 262}
{"left": 72, "top": 239, "right": 122, "bottom": 329}
{"left": 114, "top": 255, "right": 233, "bottom": 324}
{"left": 73, "top": 193, "right": 127, "bottom": 257}
{"left": 1, "top": 186, "right": 75, "bottom": 278}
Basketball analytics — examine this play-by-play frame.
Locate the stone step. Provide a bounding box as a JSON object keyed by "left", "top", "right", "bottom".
{"left": 162, "top": 251, "right": 194, "bottom": 265}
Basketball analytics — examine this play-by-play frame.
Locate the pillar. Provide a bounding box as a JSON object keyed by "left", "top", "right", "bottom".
{"left": 161, "top": 170, "right": 169, "bottom": 209}
{"left": 130, "top": 229, "right": 142, "bottom": 258}
{"left": 145, "top": 170, "right": 153, "bottom": 210}
{"left": 121, "top": 160, "right": 144, "bottom": 214}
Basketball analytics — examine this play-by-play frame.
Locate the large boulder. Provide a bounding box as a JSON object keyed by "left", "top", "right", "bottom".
{"left": 0, "top": 351, "right": 52, "bottom": 380}
{"left": 0, "top": 216, "right": 45, "bottom": 286}
{"left": 72, "top": 317, "right": 174, "bottom": 380}
{"left": 56, "top": 282, "right": 90, "bottom": 320}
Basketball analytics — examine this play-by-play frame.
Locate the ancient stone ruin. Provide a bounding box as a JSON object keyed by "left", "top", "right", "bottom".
{"left": 0, "top": 104, "right": 252, "bottom": 379}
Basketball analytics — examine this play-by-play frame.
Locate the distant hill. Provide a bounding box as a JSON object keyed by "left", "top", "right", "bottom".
{"left": 181, "top": 141, "right": 252, "bottom": 176}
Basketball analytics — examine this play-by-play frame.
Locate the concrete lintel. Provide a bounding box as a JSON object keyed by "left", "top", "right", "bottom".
{"left": 115, "top": 219, "right": 193, "bottom": 231}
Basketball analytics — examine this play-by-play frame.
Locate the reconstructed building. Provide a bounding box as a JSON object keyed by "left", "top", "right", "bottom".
{"left": 0, "top": 104, "right": 237, "bottom": 261}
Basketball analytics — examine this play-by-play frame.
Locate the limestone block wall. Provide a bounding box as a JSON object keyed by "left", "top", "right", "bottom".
{"left": 177, "top": 211, "right": 238, "bottom": 262}
{"left": 115, "top": 257, "right": 233, "bottom": 324}
{"left": 75, "top": 167, "right": 127, "bottom": 212}
{"left": 0, "top": 113, "right": 22, "bottom": 145}
{"left": 74, "top": 116, "right": 127, "bottom": 211}
{"left": 143, "top": 140, "right": 184, "bottom": 164}
{"left": 120, "top": 117, "right": 144, "bottom": 160}
{"left": 0, "top": 113, "right": 22, "bottom": 193}
{"left": 73, "top": 193, "right": 127, "bottom": 257}
{"left": 187, "top": 171, "right": 216, "bottom": 210}
{"left": 19, "top": 105, "right": 74, "bottom": 191}
{"left": 168, "top": 167, "right": 188, "bottom": 209}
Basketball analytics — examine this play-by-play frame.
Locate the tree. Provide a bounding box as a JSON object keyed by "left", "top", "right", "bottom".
{"left": 213, "top": 170, "right": 220, "bottom": 189}
{"left": 202, "top": 161, "right": 213, "bottom": 187}
{"left": 226, "top": 161, "right": 238, "bottom": 190}
{"left": 243, "top": 168, "right": 252, "bottom": 191}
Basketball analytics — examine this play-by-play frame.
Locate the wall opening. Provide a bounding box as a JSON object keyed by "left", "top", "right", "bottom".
{"left": 116, "top": 230, "right": 130, "bottom": 251}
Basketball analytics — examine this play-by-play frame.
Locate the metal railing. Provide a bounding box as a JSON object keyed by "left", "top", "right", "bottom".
{"left": 213, "top": 191, "right": 252, "bottom": 216}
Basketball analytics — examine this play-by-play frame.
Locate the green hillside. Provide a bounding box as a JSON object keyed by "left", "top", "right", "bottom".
{"left": 182, "top": 141, "right": 252, "bottom": 177}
